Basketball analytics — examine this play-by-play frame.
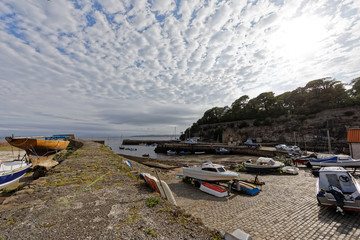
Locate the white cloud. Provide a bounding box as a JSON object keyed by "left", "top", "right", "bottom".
{"left": 0, "top": 0, "right": 359, "bottom": 136}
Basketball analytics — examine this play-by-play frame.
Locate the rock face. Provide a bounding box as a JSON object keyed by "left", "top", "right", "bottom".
{"left": 194, "top": 106, "right": 360, "bottom": 151}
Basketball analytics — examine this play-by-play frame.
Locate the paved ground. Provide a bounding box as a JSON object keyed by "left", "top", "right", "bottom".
{"left": 165, "top": 166, "right": 360, "bottom": 240}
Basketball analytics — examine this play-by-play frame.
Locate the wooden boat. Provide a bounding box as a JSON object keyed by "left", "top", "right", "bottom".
{"left": 231, "top": 180, "right": 260, "bottom": 195}
{"left": 317, "top": 167, "right": 360, "bottom": 214}
{"left": 140, "top": 173, "right": 177, "bottom": 205}
{"left": 183, "top": 160, "right": 238, "bottom": 181}
{"left": 244, "top": 157, "right": 284, "bottom": 171}
{"left": 1, "top": 161, "right": 32, "bottom": 190}
{"left": 5, "top": 136, "right": 70, "bottom": 156}
{"left": 310, "top": 155, "right": 360, "bottom": 168}
{"left": 199, "top": 181, "right": 228, "bottom": 197}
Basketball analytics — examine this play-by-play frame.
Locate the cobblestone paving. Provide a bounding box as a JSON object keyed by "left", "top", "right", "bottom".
{"left": 168, "top": 167, "right": 360, "bottom": 240}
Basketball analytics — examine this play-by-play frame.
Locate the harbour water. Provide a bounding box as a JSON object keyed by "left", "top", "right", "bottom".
{"left": 83, "top": 136, "right": 173, "bottom": 160}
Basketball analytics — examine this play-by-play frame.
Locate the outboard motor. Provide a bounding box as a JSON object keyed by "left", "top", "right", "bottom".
{"left": 328, "top": 186, "right": 345, "bottom": 215}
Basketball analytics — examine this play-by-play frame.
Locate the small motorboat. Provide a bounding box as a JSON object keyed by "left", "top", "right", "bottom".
{"left": 292, "top": 153, "right": 318, "bottom": 164}
{"left": 216, "top": 148, "right": 230, "bottom": 154}
{"left": 1, "top": 161, "right": 32, "bottom": 190}
{"left": 310, "top": 155, "right": 360, "bottom": 168}
{"left": 167, "top": 150, "right": 177, "bottom": 155}
{"left": 244, "top": 157, "right": 284, "bottom": 171}
{"left": 183, "top": 160, "right": 238, "bottom": 181}
{"left": 231, "top": 180, "right": 260, "bottom": 195}
{"left": 317, "top": 167, "right": 360, "bottom": 214}
{"left": 142, "top": 154, "right": 150, "bottom": 158}
{"left": 199, "top": 181, "right": 228, "bottom": 197}
{"left": 282, "top": 166, "right": 299, "bottom": 175}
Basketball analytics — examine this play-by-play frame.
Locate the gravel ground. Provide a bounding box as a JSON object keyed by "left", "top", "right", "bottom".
{"left": 0, "top": 140, "right": 221, "bottom": 240}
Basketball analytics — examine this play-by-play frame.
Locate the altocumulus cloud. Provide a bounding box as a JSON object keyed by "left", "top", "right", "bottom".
{"left": 0, "top": 0, "right": 359, "bottom": 136}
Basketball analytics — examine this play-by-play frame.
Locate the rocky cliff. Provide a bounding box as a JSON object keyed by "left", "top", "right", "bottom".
{"left": 192, "top": 106, "right": 360, "bottom": 152}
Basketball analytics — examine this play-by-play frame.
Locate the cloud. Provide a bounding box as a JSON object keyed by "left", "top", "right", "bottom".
{"left": 0, "top": 0, "right": 360, "bottom": 136}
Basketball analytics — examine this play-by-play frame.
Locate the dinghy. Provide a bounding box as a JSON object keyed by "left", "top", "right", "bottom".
{"left": 199, "top": 181, "right": 228, "bottom": 197}
{"left": 317, "top": 167, "right": 360, "bottom": 214}
{"left": 140, "top": 173, "right": 177, "bottom": 206}
{"left": 282, "top": 166, "right": 299, "bottom": 175}
{"left": 231, "top": 180, "right": 260, "bottom": 195}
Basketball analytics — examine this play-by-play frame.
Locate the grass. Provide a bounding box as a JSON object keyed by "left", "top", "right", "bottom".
{"left": 146, "top": 228, "right": 157, "bottom": 237}
{"left": 145, "top": 196, "right": 161, "bottom": 208}
{"left": 0, "top": 145, "right": 22, "bottom": 151}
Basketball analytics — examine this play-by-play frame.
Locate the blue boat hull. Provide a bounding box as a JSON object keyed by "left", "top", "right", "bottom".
{"left": 0, "top": 164, "right": 32, "bottom": 189}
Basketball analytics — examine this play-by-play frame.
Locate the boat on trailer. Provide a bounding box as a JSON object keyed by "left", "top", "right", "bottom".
{"left": 1, "top": 160, "right": 32, "bottom": 190}
{"left": 182, "top": 160, "right": 238, "bottom": 182}
{"left": 316, "top": 167, "right": 360, "bottom": 214}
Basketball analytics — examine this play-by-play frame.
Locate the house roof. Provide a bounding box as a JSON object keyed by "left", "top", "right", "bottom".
{"left": 347, "top": 129, "right": 360, "bottom": 143}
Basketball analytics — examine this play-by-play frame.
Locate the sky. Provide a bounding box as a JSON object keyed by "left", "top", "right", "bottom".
{"left": 1, "top": 0, "right": 360, "bottom": 137}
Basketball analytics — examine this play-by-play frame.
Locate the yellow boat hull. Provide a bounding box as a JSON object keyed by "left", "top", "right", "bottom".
{"left": 5, "top": 137, "right": 70, "bottom": 155}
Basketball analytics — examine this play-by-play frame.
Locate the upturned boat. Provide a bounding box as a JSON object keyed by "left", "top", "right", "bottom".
{"left": 317, "top": 167, "right": 360, "bottom": 214}
{"left": 309, "top": 155, "right": 360, "bottom": 167}
{"left": 1, "top": 161, "right": 32, "bottom": 190}
{"left": 182, "top": 160, "right": 238, "bottom": 181}
{"left": 244, "top": 157, "right": 284, "bottom": 171}
{"left": 199, "top": 182, "right": 228, "bottom": 197}
{"left": 5, "top": 136, "right": 70, "bottom": 156}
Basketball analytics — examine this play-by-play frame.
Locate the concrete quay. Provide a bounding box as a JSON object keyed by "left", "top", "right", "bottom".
{"left": 155, "top": 143, "right": 289, "bottom": 157}
{"left": 166, "top": 167, "right": 360, "bottom": 240}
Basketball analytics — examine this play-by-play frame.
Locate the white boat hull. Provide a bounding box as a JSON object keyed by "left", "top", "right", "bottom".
{"left": 183, "top": 167, "right": 238, "bottom": 181}
{"left": 199, "top": 182, "right": 228, "bottom": 197}
{"left": 311, "top": 161, "right": 360, "bottom": 167}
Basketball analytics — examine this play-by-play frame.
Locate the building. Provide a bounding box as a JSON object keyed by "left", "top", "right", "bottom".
{"left": 347, "top": 128, "right": 360, "bottom": 159}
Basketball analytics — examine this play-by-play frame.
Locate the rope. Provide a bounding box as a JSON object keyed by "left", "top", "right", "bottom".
{"left": 75, "top": 172, "right": 108, "bottom": 197}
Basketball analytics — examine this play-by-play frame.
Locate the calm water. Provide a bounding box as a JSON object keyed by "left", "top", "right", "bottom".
{"left": 1, "top": 135, "right": 198, "bottom": 160}
{"left": 83, "top": 136, "right": 172, "bottom": 160}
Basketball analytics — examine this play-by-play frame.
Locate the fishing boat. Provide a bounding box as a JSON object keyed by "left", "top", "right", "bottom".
{"left": 216, "top": 148, "right": 230, "bottom": 154}
{"left": 316, "top": 167, "right": 360, "bottom": 214}
{"left": 182, "top": 160, "right": 238, "bottom": 181}
{"left": 199, "top": 181, "right": 228, "bottom": 197}
{"left": 243, "top": 157, "right": 284, "bottom": 171}
{"left": 1, "top": 161, "right": 32, "bottom": 190}
{"left": 5, "top": 136, "right": 70, "bottom": 156}
{"left": 309, "top": 155, "right": 360, "bottom": 168}
{"left": 231, "top": 180, "right": 260, "bottom": 195}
